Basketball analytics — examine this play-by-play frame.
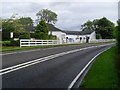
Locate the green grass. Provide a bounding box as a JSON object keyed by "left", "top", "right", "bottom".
{"left": 80, "top": 46, "right": 119, "bottom": 89}
{"left": 1, "top": 44, "right": 85, "bottom": 53}
{"left": 1, "top": 42, "right": 115, "bottom": 53}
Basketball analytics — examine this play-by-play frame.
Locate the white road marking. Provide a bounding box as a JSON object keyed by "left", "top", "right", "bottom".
{"left": 67, "top": 46, "right": 112, "bottom": 89}
{"left": 0, "top": 43, "right": 113, "bottom": 75}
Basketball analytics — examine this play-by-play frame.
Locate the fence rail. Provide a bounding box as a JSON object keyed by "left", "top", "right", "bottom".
{"left": 90, "top": 39, "right": 116, "bottom": 43}
{"left": 20, "top": 39, "right": 60, "bottom": 47}
{"left": 20, "top": 39, "right": 116, "bottom": 47}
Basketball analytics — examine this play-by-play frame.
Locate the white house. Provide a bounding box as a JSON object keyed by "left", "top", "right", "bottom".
{"left": 47, "top": 24, "right": 66, "bottom": 44}
{"left": 65, "top": 30, "right": 96, "bottom": 43}
{"left": 47, "top": 24, "right": 96, "bottom": 44}
{"left": 11, "top": 23, "right": 96, "bottom": 44}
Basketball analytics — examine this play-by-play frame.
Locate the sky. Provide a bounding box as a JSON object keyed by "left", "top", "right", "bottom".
{"left": 0, "top": 0, "right": 119, "bottom": 31}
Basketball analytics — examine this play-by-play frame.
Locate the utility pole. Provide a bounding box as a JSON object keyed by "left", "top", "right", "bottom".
{"left": 118, "top": 1, "right": 120, "bottom": 19}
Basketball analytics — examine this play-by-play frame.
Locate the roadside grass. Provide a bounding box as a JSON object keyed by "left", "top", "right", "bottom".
{"left": 1, "top": 42, "right": 115, "bottom": 53}
{"left": 80, "top": 46, "right": 119, "bottom": 89}
{"left": 1, "top": 44, "right": 85, "bottom": 53}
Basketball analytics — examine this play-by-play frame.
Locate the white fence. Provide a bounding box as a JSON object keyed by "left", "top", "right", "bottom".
{"left": 89, "top": 39, "right": 116, "bottom": 43}
{"left": 20, "top": 39, "right": 60, "bottom": 47}
{"left": 20, "top": 39, "right": 116, "bottom": 47}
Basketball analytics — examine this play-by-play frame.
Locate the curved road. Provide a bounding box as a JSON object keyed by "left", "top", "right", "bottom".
{"left": 2, "top": 43, "right": 114, "bottom": 88}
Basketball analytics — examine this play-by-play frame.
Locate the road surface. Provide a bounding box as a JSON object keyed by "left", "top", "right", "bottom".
{"left": 1, "top": 43, "right": 114, "bottom": 89}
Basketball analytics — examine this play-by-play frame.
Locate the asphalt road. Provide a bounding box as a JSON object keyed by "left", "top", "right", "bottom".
{"left": 2, "top": 43, "right": 114, "bottom": 89}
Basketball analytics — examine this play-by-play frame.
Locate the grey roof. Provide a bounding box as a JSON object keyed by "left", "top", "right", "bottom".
{"left": 64, "top": 30, "right": 94, "bottom": 35}
{"left": 47, "top": 24, "right": 63, "bottom": 32}
{"left": 80, "top": 30, "right": 94, "bottom": 35}
{"left": 64, "top": 31, "right": 80, "bottom": 35}
{"left": 25, "top": 25, "right": 35, "bottom": 32}
{"left": 27, "top": 23, "right": 94, "bottom": 35}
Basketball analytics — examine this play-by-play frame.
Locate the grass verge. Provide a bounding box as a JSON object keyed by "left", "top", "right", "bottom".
{"left": 1, "top": 44, "right": 85, "bottom": 53}
{"left": 1, "top": 42, "right": 115, "bottom": 53}
{"left": 80, "top": 46, "right": 119, "bottom": 89}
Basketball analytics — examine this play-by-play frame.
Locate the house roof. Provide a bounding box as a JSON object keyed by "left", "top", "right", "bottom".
{"left": 64, "top": 30, "right": 94, "bottom": 35}
{"left": 47, "top": 24, "right": 63, "bottom": 32}
{"left": 64, "top": 31, "right": 80, "bottom": 35}
{"left": 28, "top": 23, "right": 94, "bottom": 35}
{"left": 25, "top": 25, "right": 35, "bottom": 32}
{"left": 80, "top": 30, "right": 94, "bottom": 35}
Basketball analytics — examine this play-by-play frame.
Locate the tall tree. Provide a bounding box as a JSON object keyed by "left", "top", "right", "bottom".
{"left": 2, "top": 16, "right": 33, "bottom": 40}
{"left": 34, "top": 20, "right": 49, "bottom": 39}
{"left": 96, "top": 17, "right": 115, "bottom": 39}
{"left": 81, "top": 20, "right": 95, "bottom": 31}
{"left": 19, "top": 17, "right": 33, "bottom": 26}
{"left": 81, "top": 17, "right": 115, "bottom": 39}
{"left": 36, "top": 9, "right": 57, "bottom": 24}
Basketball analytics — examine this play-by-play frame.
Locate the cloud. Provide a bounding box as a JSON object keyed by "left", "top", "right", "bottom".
{"left": 1, "top": 1, "right": 118, "bottom": 31}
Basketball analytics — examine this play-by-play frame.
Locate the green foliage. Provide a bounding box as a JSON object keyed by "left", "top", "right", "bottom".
{"left": 2, "top": 41, "right": 11, "bottom": 46}
{"left": 34, "top": 32, "right": 48, "bottom": 40}
{"left": 17, "top": 30, "right": 30, "bottom": 39}
{"left": 10, "top": 40, "right": 20, "bottom": 46}
{"left": 2, "top": 19, "right": 15, "bottom": 32}
{"left": 2, "top": 40, "right": 19, "bottom": 46}
{"left": 2, "top": 32, "right": 11, "bottom": 41}
{"left": 81, "top": 20, "right": 94, "bottom": 31}
{"left": 36, "top": 9, "right": 57, "bottom": 24}
{"left": 96, "top": 17, "right": 115, "bottom": 39}
{"left": 48, "top": 34, "right": 57, "bottom": 40}
{"left": 116, "top": 20, "right": 120, "bottom": 50}
{"left": 81, "top": 17, "right": 115, "bottom": 39}
{"left": 2, "top": 17, "right": 33, "bottom": 40}
{"left": 96, "top": 34, "right": 102, "bottom": 39}
{"left": 35, "top": 20, "right": 49, "bottom": 39}
{"left": 19, "top": 17, "right": 33, "bottom": 26}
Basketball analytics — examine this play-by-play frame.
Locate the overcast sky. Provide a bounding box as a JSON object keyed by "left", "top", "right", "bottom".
{"left": 1, "top": 0, "right": 119, "bottom": 31}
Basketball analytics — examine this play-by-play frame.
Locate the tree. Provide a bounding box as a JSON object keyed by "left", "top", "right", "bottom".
{"left": 81, "top": 17, "right": 115, "bottom": 39}
{"left": 116, "top": 19, "right": 120, "bottom": 50}
{"left": 2, "top": 16, "right": 33, "bottom": 40}
{"left": 2, "top": 19, "right": 15, "bottom": 40}
{"left": 18, "top": 30, "right": 30, "bottom": 39}
{"left": 34, "top": 20, "right": 49, "bottom": 39}
{"left": 36, "top": 9, "right": 57, "bottom": 24}
{"left": 19, "top": 17, "right": 33, "bottom": 30}
{"left": 96, "top": 17, "right": 115, "bottom": 39}
{"left": 81, "top": 20, "right": 95, "bottom": 31}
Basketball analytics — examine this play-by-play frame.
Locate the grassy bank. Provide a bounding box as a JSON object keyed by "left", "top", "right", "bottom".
{"left": 80, "top": 46, "right": 119, "bottom": 89}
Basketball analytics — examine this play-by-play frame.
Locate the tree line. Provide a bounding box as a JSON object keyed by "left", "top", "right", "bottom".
{"left": 2, "top": 9, "right": 58, "bottom": 41}
{"left": 1, "top": 8, "right": 119, "bottom": 46}
{"left": 81, "top": 17, "right": 116, "bottom": 39}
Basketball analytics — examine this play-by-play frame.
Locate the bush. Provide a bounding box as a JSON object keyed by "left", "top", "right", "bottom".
{"left": 2, "top": 40, "right": 20, "bottom": 46}
{"left": 48, "top": 35, "right": 57, "bottom": 40}
{"left": 34, "top": 32, "right": 48, "bottom": 40}
{"left": 30, "top": 33, "right": 35, "bottom": 38}
{"left": 2, "top": 41, "right": 11, "bottom": 46}
{"left": 2, "top": 32, "right": 11, "bottom": 41}
{"left": 18, "top": 31, "right": 30, "bottom": 39}
{"left": 96, "top": 34, "right": 102, "bottom": 39}
{"left": 10, "top": 40, "right": 20, "bottom": 46}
